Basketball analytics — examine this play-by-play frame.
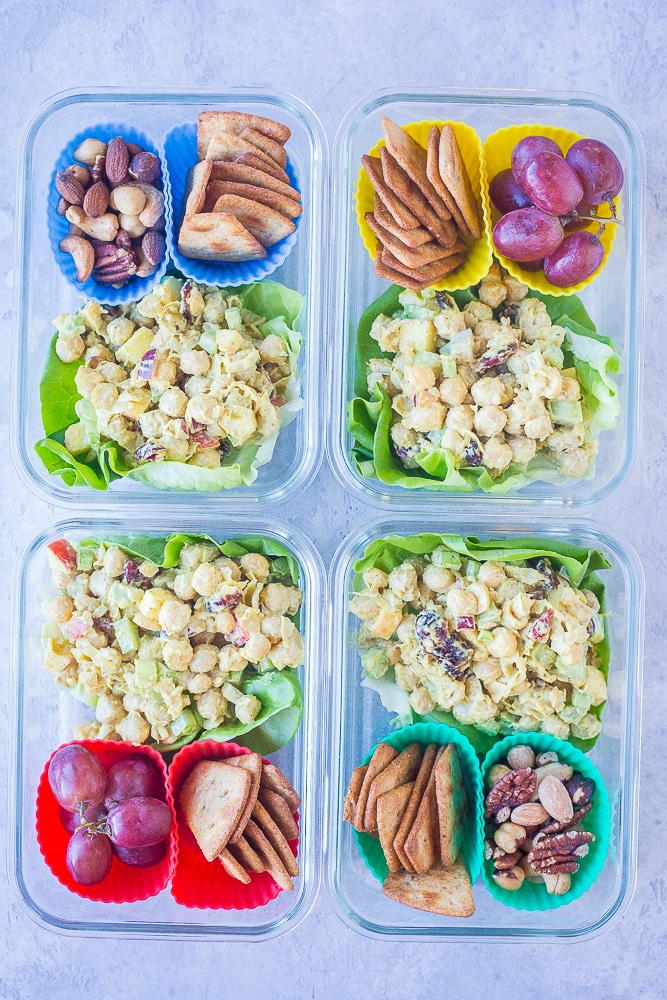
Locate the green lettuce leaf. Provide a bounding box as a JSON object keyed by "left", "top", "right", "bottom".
{"left": 203, "top": 670, "right": 303, "bottom": 755}
{"left": 348, "top": 283, "right": 620, "bottom": 494}
{"left": 35, "top": 280, "right": 303, "bottom": 492}
{"left": 352, "top": 532, "right": 610, "bottom": 751}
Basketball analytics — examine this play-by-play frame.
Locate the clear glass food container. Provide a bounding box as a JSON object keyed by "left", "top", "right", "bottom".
{"left": 326, "top": 515, "right": 643, "bottom": 940}
{"left": 11, "top": 88, "right": 326, "bottom": 509}
{"left": 328, "top": 88, "right": 645, "bottom": 509}
{"left": 8, "top": 515, "right": 324, "bottom": 940}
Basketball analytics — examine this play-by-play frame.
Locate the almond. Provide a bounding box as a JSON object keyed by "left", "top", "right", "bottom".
{"left": 537, "top": 775, "right": 574, "bottom": 824}
{"left": 142, "top": 230, "right": 166, "bottom": 266}
{"left": 83, "top": 181, "right": 110, "bottom": 219}
{"left": 509, "top": 802, "right": 550, "bottom": 827}
{"left": 105, "top": 136, "right": 129, "bottom": 186}
{"left": 55, "top": 171, "right": 85, "bottom": 206}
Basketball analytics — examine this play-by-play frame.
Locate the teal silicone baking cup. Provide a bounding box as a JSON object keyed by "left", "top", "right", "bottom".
{"left": 481, "top": 733, "right": 611, "bottom": 910}
{"left": 353, "top": 722, "right": 483, "bottom": 885}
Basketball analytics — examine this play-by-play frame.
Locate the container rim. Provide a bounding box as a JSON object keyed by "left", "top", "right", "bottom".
{"left": 326, "top": 85, "right": 645, "bottom": 511}
{"left": 8, "top": 513, "right": 326, "bottom": 940}
{"left": 324, "top": 512, "right": 643, "bottom": 941}
{"left": 10, "top": 86, "right": 328, "bottom": 510}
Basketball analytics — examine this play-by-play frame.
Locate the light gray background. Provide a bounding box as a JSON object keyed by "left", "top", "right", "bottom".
{"left": 0, "top": 1, "right": 664, "bottom": 997}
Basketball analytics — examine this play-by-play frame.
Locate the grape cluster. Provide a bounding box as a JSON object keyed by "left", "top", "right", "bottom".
{"left": 490, "top": 134, "right": 623, "bottom": 287}
{"left": 48, "top": 744, "right": 172, "bottom": 886}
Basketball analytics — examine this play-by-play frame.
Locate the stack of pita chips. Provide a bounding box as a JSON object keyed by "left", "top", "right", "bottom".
{"left": 362, "top": 117, "right": 483, "bottom": 292}
{"left": 344, "top": 740, "right": 474, "bottom": 917}
{"left": 178, "top": 111, "right": 301, "bottom": 262}
{"left": 179, "top": 754, "right": 300, "bottom": 891}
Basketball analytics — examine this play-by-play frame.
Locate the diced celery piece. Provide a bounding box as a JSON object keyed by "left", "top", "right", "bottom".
{"left": 465, "top": 559, "right": 480, "bottom": 578}
{"left": 431, "top": 545, "right": 461, "bottom": 569}
{"left": 571, "top": 688, "right": 593, "bottom": 712}
{"left": 198, "top": 328, "right": 218, "bottom": 355}
{"left": 76, "top": 546, "right": 95, "bottom": 571}
{"left": 114, "top": 616, "right": 139, "bottom": 654}
{"left": 107, "top": 580, "right": 132, "bottom": 609}
{"left": 543, "top": 344, "right": 564, "bottom": 369}
{"left": 557, "top": 703, "right": 587, "bottom": 725}
{"left": 171, "top": 708, "right": 197, "bottom": 738}
{"left": 360, "top": 646, "right": 389, "bottom": 679}
{"left": 439, "top": 355, "right": 458, "bottom": 378}
{"left": 135, "top": 658, "right": 158, "bottom": 685}
{"left": 225, "top": 307, "right": 243, "bottom": 331}
{"left": 548, "top": 399, "right": 584, "bottom": 426}
{"left": 474, "top": 717, "right": 502, "bottom": 736}
{"left": 413, "top": 350, "right": 442, "bottom": 371}
{"left": 477, "top": 629, "right": 493, "bottom": 644}
{"left": 533, "top": 643, "right": 557, "bottom": 666}
{"left": 555, "top": 655, "right": 587, "bottom": 685}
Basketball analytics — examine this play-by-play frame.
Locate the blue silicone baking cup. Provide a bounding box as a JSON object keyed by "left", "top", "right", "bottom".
{"left": 48, "top": 122, "right": 172, "bottom": 305}
{"left": 164, "top": 121, "right": 300, "bottom": 287}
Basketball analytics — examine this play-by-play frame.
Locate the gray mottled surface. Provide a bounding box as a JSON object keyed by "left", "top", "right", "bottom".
{"left": 0, "top": 0, "right": 664, "bottom": 997}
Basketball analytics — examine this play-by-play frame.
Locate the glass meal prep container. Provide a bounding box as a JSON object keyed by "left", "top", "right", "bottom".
{"left": 326, "top": 515, "right": 643, "bottom": 940}
{"left": 8, "top": 515, "right": 324, "bottom": 940}
{"left": 328, "top": 88, "right": 645, "bottom": 510}
{"left": 11, "top": 88, "right": 326, "bottom": 509}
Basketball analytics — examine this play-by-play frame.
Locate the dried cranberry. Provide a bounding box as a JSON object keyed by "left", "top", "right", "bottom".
{"left": 204, "top": 592, "right": 242, "bottom": 613}
{"left": 93, "top": 613, "right": 115, "bottom": 636}
{"left": 463, "top": 440, "right": 483, "bottom": 467}
{"left": 134, "top": 441, "right": 165, "bottom": 462}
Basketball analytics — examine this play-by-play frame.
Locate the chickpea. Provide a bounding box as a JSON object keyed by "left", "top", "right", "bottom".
{"left": 56, "top": 334, "right": 86, "bottom": 363}
{"left": 116, "top": 712, "right": 151, "bottom": 744}
{"left": 235, "top": 694, "right": 262, "bottom": 725}
{"left": 488, "top": 626, "right": 518, "bottom": 658}
{"left": 482, "top": 436, "right": 513, "bottom": 470}
{"left": 106, "top": 316, "right": 135, "bottom": 347}
{"left": 506, "top": 435, "right": 537, "bottom": 465}
{"left": 422, "top": 564, "right": 454, "bottom": 593}
{"left": 240, "top": 552, "right": 270, "bottom": 581}
{"left": 218, "top": 645, "right": 249, "bottom": 673}
{"left": 409, "top": 686, "right": 435, "bottom": 715}
{"left": 172, "top": 571, "right": 196, "bottom": 601}
{"left": 190, "top": 644, "right": 219, "bottom": 673}
{"left": 90, "top": 382, "right": 119, "bottom": 411}
{"left": 446, "top": 587, "right": 478, "bottom": 618}
{"left": 258, "top": 334, "right": 288, "bottom": 363}
{"left": 187, "top": 672, "right": 213, "bottom": 694}
{"left": 445, "top": 404, "right": 474, "bottom": 434}
{"left": 244, "top": 633, "right": 272, "bottom": 663}
{"left": 163, "top": 638, "right": 194, "bottom": 672}
{"left": 404, "top": 363, "right": 436, "bottom": 391}
{"left": 471, "top": 377, "right": 505, "bottom": 407}
{"left": 478, "top": 561, "right": 505, "bottom": 590}
{"left": 45, "top": 594, "right": 74, "bottom": 622}
{"left": 362, "top": 568, "right": 389, "bottom": 592}
{"left": 524, "top": 413, "right": 553, "bottom": 441}
{"left": 439, "top": 376, "right": 468, "bottom": 406}
{"left": 157, "top": 599, "right": 192, "bottom": 636}
{"left": 474, "top": 405, "right": 507, "bottom": 439}
{"left": 75, "top": 367, "right": 105, "bottom": 397}
{"left": 186, "top": 394, "right": 220, "bottom": 426}
{"left": 103, "top": 546, "right": 126, "bottom": 579}
{"left": 196, "top": 688, "right": 226, "bottom": 721}
{"left": 180, "top": 349, "right": 211, "bottom": 376}
{"left": 216, "top": 330, "right": 245, "bottom": 355}
{"left": 95, "top": 693, "right": 126, "bottom": 726}
{"left": 191, "top": 562, "right": 224, "bottom": 597}
{"left": 158, "top": 386, "right": 188, "bottom": 418}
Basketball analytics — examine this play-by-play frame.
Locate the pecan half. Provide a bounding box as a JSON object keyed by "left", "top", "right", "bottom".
{"left": 484, "top": 768, "right": 537, "bottom": 820}
{"left": 494, "top": 850, "right": 523, "bottom": 870}
{"left": 527, "top": 829, "right": 595, "bottom": 873}
{"left": 541, "top": 800, "right": 594, "bottom": 835}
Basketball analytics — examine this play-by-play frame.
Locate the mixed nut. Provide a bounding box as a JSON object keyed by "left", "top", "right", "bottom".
{"left": 484, "top": 743, "right": 596, "bottom": 896}
{"left": 55, "top": 134, "right": 166, "bottom": 286}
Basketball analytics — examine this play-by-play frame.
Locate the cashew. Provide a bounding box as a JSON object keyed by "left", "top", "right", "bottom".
{"left": 58, "top": 235, "right": 95, "bottom": 282}
{"left": 543, "top": 872, "right": 571, "bottom": 895}
{"left": 135, "top": 183, "right": 164, "bottom": 227}
{"left": 118, "top": 213, "right": 147, "bottom": 238}
{"left": 65, "top": 206, "right": 118, "bottom": 242}
{"left": 56, "top": 197, "right": 70, "bottom": 216}
{"left": 74, "top": 137, "right": 107, "bottom": 165}
{"left": 109, "top": 184, "right": 147, "bottom": 216}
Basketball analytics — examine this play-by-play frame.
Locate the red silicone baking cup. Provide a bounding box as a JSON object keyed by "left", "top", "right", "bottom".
{"left": 36, "top": 740, "right": 176, "bottom": 904}
{"left": 168, "top": 739, "right": 300, "bottom": 910}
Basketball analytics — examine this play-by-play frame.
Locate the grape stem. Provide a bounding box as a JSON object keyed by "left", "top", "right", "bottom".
{"left": 560, "top": 207, "right": 623, "bottom": 227}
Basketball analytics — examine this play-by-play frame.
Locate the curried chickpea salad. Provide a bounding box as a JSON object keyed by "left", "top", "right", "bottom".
{"left": 42, "top": 534, "right": 305, "bottom": 751}
{"left": 349, "top": 264, "right": 620, "bottom": 493}
{"left": 36, "top": 277, "right": 303, "bottom": 491}
{"left": 350, "top": 534, "right": 611, "bottom": 748}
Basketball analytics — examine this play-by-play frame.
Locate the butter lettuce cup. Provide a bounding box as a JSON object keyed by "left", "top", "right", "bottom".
{"left": 48, "top": 123, "right": 172, "bottom": 305}
{"left": 353, "top": 721, "right": 483, "bottom": 885}
{"left": 355, "top": 120, "right": 492, "bottom": 293}
{"left": 481, "top": 733, "right": 610, "bottom": 910}
{"left": 483, "top": 124, "right": 618, "bottom": 296}
{"left": 168, "top": 739, "right": 299, "bottom": 910}
{"left": 165, "top": 122, "right": 300, "bottom": 287}
{"left": 36, "top": 740, "right": 175, "bottom": 903}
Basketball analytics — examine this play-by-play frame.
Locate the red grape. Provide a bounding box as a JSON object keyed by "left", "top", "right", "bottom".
{"left": 566, "top": 138, "right": 623, "bottom": 206}
{"left": 521, "top": 258, "right": 545, "bottom": 272}
{"left": 511, "top": 135, "right": 562, "bottom": 181}
{"left": 493, "top": 207, "right": 564, "bottom": 262}
{"left": 48, "top": 745, "right": 107, "bottom": 812}
{"left": 66, "top": 829, "right": 113, "bottom": 885}
{"left": 59, "top": 803, "right": 107, "bottom": 834}
{"left": 113, "top": 840, "right": 167, "bottom": 868}
{"left": 519, "top": 152, "right": 584, "bottom": 215}
{"left": 543, "top": 230, "right": 604, "bottom": 286}
{"left": 107, "top": 796, "right": 172, "bottom": 848}
{"left": 489, "top": 169, "right": 533, "bottom": 214}
{"left": 564, "top": 200, "right": 597, "bottom": 233}
{"left": 103, "top": 756, "right": 164, "bottom": 810}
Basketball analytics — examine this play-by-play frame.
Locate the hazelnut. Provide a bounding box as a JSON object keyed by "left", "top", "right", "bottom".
{"left": 535, "top": 751, "right": 559, "bottom": 766}
{"left": 492, "top": 865, "right": 525, "bottom": 891}
{"left": 487, "top": 764, "right": 511, "bottom": 787}
{"left": 507, "top": 745, "right": 536, "bottom": 770}
{"left": 494, "top": 821, "right": 526, "bottom": 854}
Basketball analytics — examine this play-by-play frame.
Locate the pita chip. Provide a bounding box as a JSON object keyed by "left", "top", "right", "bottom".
{"left": 365, "top": 213, "right": 456, "bottom": 268}
{"left": 364, "top": 743, "right": 423, "bottom": 832}
{"left": 240, "top": 127, "right": 288, "bottom": 169}
{"left": 218, "top": 847, "right": 251, "bottom": 884}
{"left": 439, "top": 124, "right": 482, "bottom": 240}
{"left": 393, "top": 744, "right": 438, "bottom": 871}
{"left": 224, "top": 753, "right": 263, "bottom": 844}
{"left": 377, "top": 781, "right": 415, "bottom": 873}
{"left": 252, "top": 800, "right": 299, "bottom": 878}
{"left": 426, "top": 126, "right": 469, "bottom": 237}
{"left": 237, "top": 151, "right": 290, "bottom": 185}
{"left": 184, "top": 159, "right": 212, "bottom": 215}
{"left": 229, "top": 834, "right": 265, "bottom": 874}
{"left": 380, "top": 247, "right": 466, "bottom": 284}
{"left": 374, "top": 198, "right": 434, "bottom": 247}
{"left": 381, "top": 116, "right": 452, "bottom": 222}
{"left": 344, "top": 764, "right": 368, "bottom": 825}
{"left": 259, "top": 787, "right": 300, "bottom": 841}
{"left": 435, "top": 744, "right": 470, "bottom": 868}
{"left": 362, "top": 154, "right": 420, "bottom": 230}
{"left": 260, "top": 763, "right": 301, "bottom": 813}
{"left": 178, "top": 760, "right": 251, "bottom": 862}
{"left": 374, "top": 247, "right": 435, "bottom": 292}
{"left": 379, "top": 147, "right": 456, "bottom": 247}
{"left": 382, "top": 859, "right": 475, "bottom": 918}
{"left": 244, "top": 818, "right": 294, "bottom": 892}
{"left": 204, "top": 180, "right": 301, "bottom": 219}
{"left": 353, "top": 742, "right": 399, "bottom": 833}
{"left": 197, "top": 110, "right": 290, "bottom": 159}
{"left": 207, "top": 160, "right": 300, "bottom": 201}
{"left": 177, "top": 212, "right": 267, "bottom": 261}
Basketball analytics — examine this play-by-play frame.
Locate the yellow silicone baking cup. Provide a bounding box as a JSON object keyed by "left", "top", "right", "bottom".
{"left": 482, "top": 124, "right": 618, "bottom": 296}
{"left": 355, "top": 120, "right": 493, "bottom": 292}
